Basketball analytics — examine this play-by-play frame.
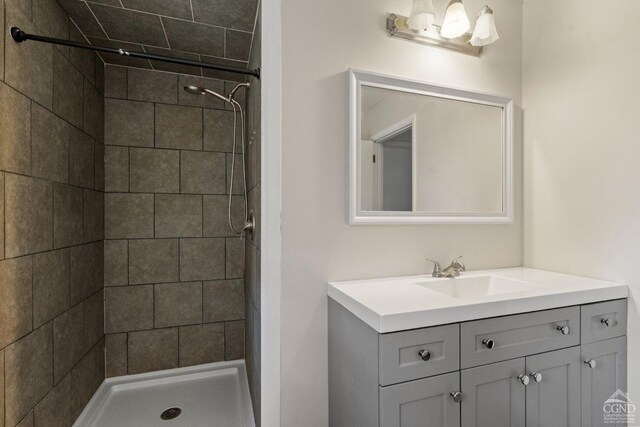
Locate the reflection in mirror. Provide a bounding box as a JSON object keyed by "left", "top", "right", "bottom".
{"left": 350, "top": 70, "right": 513, "bottom": 224}
{"left": 361, "top": 116, "right": 414, "bottom": 211}
{"left": 359, "top": 85, "right": 504, "bottom": 214}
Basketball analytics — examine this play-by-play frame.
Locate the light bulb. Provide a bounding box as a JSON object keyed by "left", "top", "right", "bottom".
{"left": 407, "top": 0, "right": 436, "bottom": 31}
{"left": 470, "top": 6, "right": 499, "bottom": 46}
{"left": 440, "top": 0, "right": 471, "bottom": 39}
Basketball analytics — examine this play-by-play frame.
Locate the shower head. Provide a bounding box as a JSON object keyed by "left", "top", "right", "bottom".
{"left": 183, "top": 85, "right": 229, "bottom": 103}
{"left": 183, "top": 85, "right": 206, "bottom": 95}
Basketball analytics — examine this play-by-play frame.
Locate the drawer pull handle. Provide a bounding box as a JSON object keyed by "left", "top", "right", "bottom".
{"left": 557, "top": 325, "right": 570, "bottom": 335}
{"left": 517, "top": 375, "right": 530, "bottom": 386}
{"left": 601, "top": 318, "right": 613, "bottom": 327}
{"left": 482, "top": 339, "right": 495, "bottom": 350}
{"left": 585, "top": 359, "right": 597, "bottom": 369}
{"left": 529, "top": 372, "right": 543, "bottom": 383}
{"left": 450, "top": 391, "right": 464, "bottom": 403}
{"left": 418, "top": 350, "right": 431, "bottom": 361}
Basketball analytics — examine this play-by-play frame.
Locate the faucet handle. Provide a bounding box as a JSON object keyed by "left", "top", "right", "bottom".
{"left": 451, "top": 255, "right": 466, "bottom": 271}
{"left": 426, "top": 258, "right": 442, "bottom": 276}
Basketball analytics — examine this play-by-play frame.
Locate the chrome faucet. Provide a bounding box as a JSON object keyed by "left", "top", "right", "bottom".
{"left": 426, "top": 256, "right": 466, "bottom": 278}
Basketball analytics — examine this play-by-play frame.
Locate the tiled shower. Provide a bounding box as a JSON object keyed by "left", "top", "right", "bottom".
{"left": 0, "top": 0, "right": 261, "bottom": 425}
{"left": 102, "top": 65, "right": 247, "bottom": 375}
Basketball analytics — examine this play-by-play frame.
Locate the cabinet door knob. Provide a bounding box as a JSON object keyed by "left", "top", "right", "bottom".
{"left": 601, "top": 318, "right": 613, "bottom": 327}
{"left": 482, "top": 339, "right": 495, "bottom": 350}
{"left": 450, "top": 391, "right": 464, "bottom": 403}
{"left": 418, "top": 350, "right": 431, "bottom": 361}
{"left": 585, "top": 359, "right": 597, "bottom": 369}
{"left": 517, "top": 375, "right": 530, "bottom": 386}
{"left": 556, "top": 325, "right": 570, "bottom": 335}
{"left": 529, "top": 372, "right": 543, "bottom": 383}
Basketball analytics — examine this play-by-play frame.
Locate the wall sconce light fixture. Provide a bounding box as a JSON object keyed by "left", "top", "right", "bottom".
{"left": 387, "top": 0, "right": 500, "bottom": 57}
{"left": 470, "top": 6, "right": 499, "bottom": 46}
{"left": 408, "top": 0, "right": 436, "bottom": 31}
{"left": 441, "top": 0, "right": 471, "bottom": 39}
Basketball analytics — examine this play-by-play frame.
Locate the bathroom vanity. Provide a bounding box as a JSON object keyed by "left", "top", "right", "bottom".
{"left": 328, "top": 268, "right": 628, "bottom": 427}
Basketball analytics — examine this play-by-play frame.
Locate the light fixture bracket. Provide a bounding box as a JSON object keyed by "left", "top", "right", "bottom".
{"left": 386, "top": 14, "right": 482, "bottom": 57}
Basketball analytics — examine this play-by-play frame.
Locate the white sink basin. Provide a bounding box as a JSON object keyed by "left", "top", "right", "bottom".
{"left": 417, "top": 275, "right": 544, "bottom": 299}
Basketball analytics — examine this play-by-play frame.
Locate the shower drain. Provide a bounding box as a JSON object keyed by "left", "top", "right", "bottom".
{"left": 160, "top": 407, "right": 182, "bottom": 420}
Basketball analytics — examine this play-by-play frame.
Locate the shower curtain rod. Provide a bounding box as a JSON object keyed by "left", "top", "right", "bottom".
{"left": 10, "top": 27, "right": 261, "bottom": 79}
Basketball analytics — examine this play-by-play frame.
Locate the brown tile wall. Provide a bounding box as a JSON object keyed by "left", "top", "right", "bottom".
{"left": 103, "top": 65, "right": 246, "bottom": 378}
{"left": 245, "top": 8, "right": 262, "bottom": 424}
{"left": 0, "top": 1, "right": 106, "bottom": 426}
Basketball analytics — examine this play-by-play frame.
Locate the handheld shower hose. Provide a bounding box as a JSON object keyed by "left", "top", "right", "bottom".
{"left": 183, "top": 83, "right": 253, "bottom": 239}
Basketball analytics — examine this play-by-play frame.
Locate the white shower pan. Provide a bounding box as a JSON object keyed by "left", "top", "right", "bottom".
{"left": 74, "top": 360, "right": 256, "bottom": 427}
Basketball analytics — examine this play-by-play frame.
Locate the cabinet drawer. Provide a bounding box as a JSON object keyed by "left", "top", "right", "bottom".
{"left": 581, "top": 299, "right": 627, "bottom": 344}
{"left": 460, "top": 306, "right": 580, "bottom": 369}
{"left": 379, "top": 324, "right": 459, "bottom": 386}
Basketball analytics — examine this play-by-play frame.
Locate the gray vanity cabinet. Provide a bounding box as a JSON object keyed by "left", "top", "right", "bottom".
{"left": 461, "top": 358, "right": 525, "bottom": 427}
{"left": 525, "top": 347, "right": 581, "bottom": 427}
{"left": 581, "top": 336, "right": 627, "bottom": 427}
{"left": 328, "top": 298, "right": 628, "bottom": 427}
{"left": 380, "top": 372, "right": 460, "bottom": 427}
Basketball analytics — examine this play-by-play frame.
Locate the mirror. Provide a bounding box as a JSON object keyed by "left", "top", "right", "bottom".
{"left": 349, "top": 70, "right": 513, "bottom": 224}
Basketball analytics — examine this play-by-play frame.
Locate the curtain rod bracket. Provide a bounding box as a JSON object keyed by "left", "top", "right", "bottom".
{"left": 10, "top": 27, "right": 28, "bottom": 42}
{"left": 9, "top": 26, "right": 260, "bottom": 79}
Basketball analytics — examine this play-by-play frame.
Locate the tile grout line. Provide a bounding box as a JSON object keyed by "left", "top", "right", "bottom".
{"left": 51, "top": 318, "right": 55, "bottom": 387}
{"left": 2, "top": 80, "right": 100, "bottom": 146}
{"left": 85, "top": 2, "right": 111, "bottom": 41}
{"left": 152, "top": 284, "right": 156, "bottom": 329}
{"left": 81, "top": 2, "right": 255, "bottom": 34}
{"left": 125, "top": 332, "right": 129, "bottom": 375}
{"left": 126, "top": 240, "right": 131, "bottom": 287}
{"left": 159, "top": 16, "right": 171, "bottom": 51}
{"left": 3, "top": 343, "right": 5, "bottom": 427}
{"left": 3, "top": 0, "right": 6, "bottom": 82}
{"left": 245, "top": 0, "right": 261, "bottom": 70}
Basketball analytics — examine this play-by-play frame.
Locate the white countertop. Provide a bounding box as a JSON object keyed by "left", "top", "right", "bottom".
{"left": 328, "top": 268, "right": 628, "bottom": 333}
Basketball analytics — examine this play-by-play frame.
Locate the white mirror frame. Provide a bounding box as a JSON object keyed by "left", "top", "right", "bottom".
{"left": 349, "top": 69, "right": 514, "bottom": 225}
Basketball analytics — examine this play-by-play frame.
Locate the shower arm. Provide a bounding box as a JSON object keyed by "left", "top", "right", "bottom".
{"left": 229, "top": 83, "right": 251, "bottom": 101}
{"left": 10, "top": 27, "right": 260, "bottom": 79}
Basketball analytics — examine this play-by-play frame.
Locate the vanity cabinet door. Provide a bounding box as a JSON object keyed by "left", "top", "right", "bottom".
{"left": 380, "top": 372, "right": 460, "bottom": 427}
{"left": 525, "top": 346, "right": 581, "bottom": 427}
{"left": 461, "top": 358, "right": 525, "bottom": 427}
{"left": 581, "top": 337, "right": 627, "bottom": 427}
